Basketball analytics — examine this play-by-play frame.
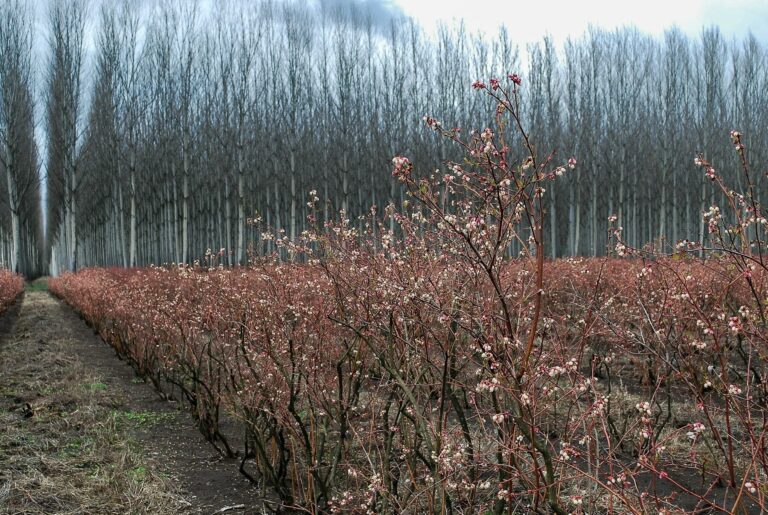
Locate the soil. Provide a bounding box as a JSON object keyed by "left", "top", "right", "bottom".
{"left": 0, "top": 287, "right": 263, "bottom": 514}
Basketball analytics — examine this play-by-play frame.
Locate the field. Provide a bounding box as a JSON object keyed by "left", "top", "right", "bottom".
{"left": 41, "top": 250, "right": 767, "bottom": 514}
{"left": 0, "top": 70, "right": 765, "bottom": 513}
{"left": 1, "top": 2, "right": 767, "bottom": 510}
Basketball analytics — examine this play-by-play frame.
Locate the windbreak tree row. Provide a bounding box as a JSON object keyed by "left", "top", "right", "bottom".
{"left": 42, "top": 0, "right": 768, "bottom": 271}
{"left": 0, "top": 1, "right": 44, "bottom": 277}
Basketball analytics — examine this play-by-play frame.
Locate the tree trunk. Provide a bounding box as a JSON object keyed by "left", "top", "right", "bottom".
{"left": 225, "top": 176, "right": 232, "bottom": 266}
{"left": 182, "top": 139, "right": 190, "bottom": 265}
{"left": 549, "top": 184, "right": 557, "bottom": 258}
{"left": 172, "top": 163, "right": 180, "bottom": 263}
{"left": 4, "top": 148, "right": 20, "bottom": 273}
{"left": 290, "top": 150, "right": 296, "bottom": 241}
{"left": 129, "top": 148, "right": 137, "bottom": 267}
{"left": 236, "top": 142, "right": 245, "bottom": 265}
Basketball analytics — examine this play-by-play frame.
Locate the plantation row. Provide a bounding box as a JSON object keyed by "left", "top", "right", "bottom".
{"left": 0, "top": 269, "right": 23, "bottom": 314}
{"left": 49, "top": 254, "right": 767, "bottom": 514}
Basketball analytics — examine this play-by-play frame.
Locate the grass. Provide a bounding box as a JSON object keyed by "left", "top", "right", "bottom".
{"left": 59, "top": 436, "right": 93, "bottom": 458}
{"left": 24, "top": 278, "right": 48, "bottom": 292}
{"left": 85, "top": 381, "right": 108, "bottom": 391}
{"left": 0, "top": 310, "right": 188, "bottom": 514}
{"left": 110, "top": 409, "right": 175, "bottom": 427}
{"left": 128, "top": 465, "right": 149, "bottom": 482}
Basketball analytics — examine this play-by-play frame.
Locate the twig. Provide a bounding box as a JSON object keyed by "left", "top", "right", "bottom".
{"left": 215, "top": 504, "right": 246, "bottom": 513}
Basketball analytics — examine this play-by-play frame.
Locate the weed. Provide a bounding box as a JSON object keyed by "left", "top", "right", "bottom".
{"left": 110, "top": 409, "right": 173, "bottom": 427}
{"left": 128, "top": 465, "right": 148, "bottom": 482}
{"left": 84, "top": 381, "right": 108, "bottom": 392}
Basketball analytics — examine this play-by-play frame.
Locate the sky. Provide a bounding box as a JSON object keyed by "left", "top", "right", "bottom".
{"left": 391, "top": 0, "right": 768, "bottom": 44}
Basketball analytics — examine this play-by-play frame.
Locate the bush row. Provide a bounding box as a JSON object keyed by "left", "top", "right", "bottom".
{"left": 49, "top": 254, "right": 767, "bottom": 513}
{"left": 0, "top": 269, "right": 24, "bottom": 314}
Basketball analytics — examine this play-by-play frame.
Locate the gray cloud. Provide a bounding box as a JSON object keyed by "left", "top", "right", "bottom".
{"left": 317, "top": 0, "right": 406, "bottom": 32}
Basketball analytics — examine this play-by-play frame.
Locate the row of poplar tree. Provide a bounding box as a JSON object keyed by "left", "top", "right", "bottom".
{"left": 0, "top": 2, "right": 44, "bottom": 277}
{"left": 0, "top": 0, "right": 766, "bottom": 275}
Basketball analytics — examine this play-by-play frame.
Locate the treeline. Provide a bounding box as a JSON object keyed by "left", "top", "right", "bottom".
{"left": 37, "top": 0, "right": 768, "bottom": 270}
{"left": 0, "top": 2, "right": 44, "bottom": 277}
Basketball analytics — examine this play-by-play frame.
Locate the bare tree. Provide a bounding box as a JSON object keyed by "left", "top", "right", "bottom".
{"left": 0, "top": 0, "right": 40, "bottom": 274}
{"left": 46, "top": 0, "right": 85, "bottom": 273}
{"left": 38, "top": 5, "right": 768, "bottom": 269}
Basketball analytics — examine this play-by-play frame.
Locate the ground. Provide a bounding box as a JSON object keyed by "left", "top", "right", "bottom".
{"left": 0, "top": 283, "right": 262, "bottom": 514}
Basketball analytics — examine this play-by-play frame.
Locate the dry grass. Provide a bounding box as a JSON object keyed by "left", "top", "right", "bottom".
{"left": 0, "top": 307, "right": 190, "bottom": 514}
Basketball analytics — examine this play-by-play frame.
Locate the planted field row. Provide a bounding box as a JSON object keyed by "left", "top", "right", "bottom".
{"left": 49, "top": 256, "right": 768, "bottom": 513}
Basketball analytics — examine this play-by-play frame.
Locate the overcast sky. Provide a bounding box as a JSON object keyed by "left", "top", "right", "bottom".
{"left": 391, "top": 0, "right": 768, "bottom": 44}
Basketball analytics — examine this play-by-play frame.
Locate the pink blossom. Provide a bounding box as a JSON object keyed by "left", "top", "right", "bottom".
{"left": 391, "top": 156, "right": 413, "bottom": 181}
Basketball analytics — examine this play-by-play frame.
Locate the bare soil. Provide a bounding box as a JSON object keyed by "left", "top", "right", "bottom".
{"left": 0, "top": 287, "right": 263, "bottom": 514}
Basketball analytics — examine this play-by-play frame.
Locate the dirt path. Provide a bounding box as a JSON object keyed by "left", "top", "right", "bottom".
{"left": 0, "top": 289, "right": 262, "bottom": 514}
